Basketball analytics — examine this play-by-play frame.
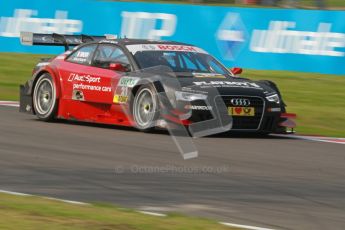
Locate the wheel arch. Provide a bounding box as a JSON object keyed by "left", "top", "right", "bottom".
{"left": 31, "top": 68, "right": 61, "bottom": 99}
{"left": 129, "top": 80, "right": 165, "bottom": 113}
{"left": 130, "top": 83, "right": 162, "bottom": 131}
{"left": 259, "top": 79, "right": 286, "bottom": 108}
{"left": 259, "top": 80, "right": 281, "bottom": 95}
{"left": 131, "top": 80, "right": 164, "bottom": 98}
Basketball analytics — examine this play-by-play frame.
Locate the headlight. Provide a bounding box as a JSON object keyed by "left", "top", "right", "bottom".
{"left": 266, "top": 94, "right": 280, "bottom": 104}
{"left": 175, "top": 91, "right": 207, "bottom": 101}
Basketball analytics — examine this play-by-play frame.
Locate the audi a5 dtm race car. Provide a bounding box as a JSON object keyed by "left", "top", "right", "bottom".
{"left": 19, "top": 32, "right": 296, "bottom": 135}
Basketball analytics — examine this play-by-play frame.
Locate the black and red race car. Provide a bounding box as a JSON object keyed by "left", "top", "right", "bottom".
{"left": 19, "top": 32, "right": 296, "bottom": 136}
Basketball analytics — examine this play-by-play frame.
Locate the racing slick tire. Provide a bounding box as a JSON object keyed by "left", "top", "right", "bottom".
{"left": 132, "top": 85, "right": 159, "bottom": 132}
{"left": 32, "top": 73, "right": 58, "bottom": 121}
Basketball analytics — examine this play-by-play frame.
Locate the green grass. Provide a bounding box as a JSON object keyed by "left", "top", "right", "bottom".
{"left": 0, "top": 193, "right": 235, "bottom": 230}
{"left": 243, "top": 70, "right": 345, "bottom": 137}
{"left": 0, "top": 53, "right": 53, "bottom": 101}
{"left": 297, "top": 0, "right": 344, "bottom": 7}
{"left": 0, "top": 52, "right": 344, "bottom": 137}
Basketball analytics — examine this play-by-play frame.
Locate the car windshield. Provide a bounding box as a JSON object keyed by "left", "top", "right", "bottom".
{"left": 129, "top": 46, "right": 229, "bottom": 75}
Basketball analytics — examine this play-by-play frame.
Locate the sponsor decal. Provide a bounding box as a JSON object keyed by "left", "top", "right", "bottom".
{"left": 228, "top": 107, "right": 255, "bottom": 116}
{"left": 157, "top": 45, "right": 197, "bottom": 52}
{"left": 113, "top": 95, "right": 128, "bottom": 103}
{"left": 76, "top": 51, "right": 89, "bottom": 58}
{"left": 68, "top": 73, "right": 101, "bottom": 84}
{"left": 99, "top": 40, "right": 118, "bottom": 44}
{"left": 250, "top": 21, "right": 345, "bottom": 57}
{"left": 120, "top": 11, "right": 176, "bottom": 40}
{"left": 193, "top": 73, "right": 226, "bottom": 78}
{"left": 0, "top": 9, "right": 82, "bottom": 37}
{"left": 72, "top": 83, "right": 111, "bottom": 92}
{"left": 216, "top": 14, "right": 345, "bottom": 59}
{"left": 113, "top": 77, "right": 139, "bottom": 104}
{"left": 126, "top": 44, "right": 207, "bottom": 54}
{"left": 216, "top": 13, "right": 247, "bottom": 60}
{"left": 118, "top": 77, "right": 140, "bottom": 87}
{"left": 193, "top": 81, "right": 261, "bottom": 89}
{"left": 185, "top": 105, "right": 212, "bottom": 110}
{"left": 68, "top": 73, "right": 111, "bottom": 92}
{"left": 71, "top": 51, "right": 91, "bottom": 63}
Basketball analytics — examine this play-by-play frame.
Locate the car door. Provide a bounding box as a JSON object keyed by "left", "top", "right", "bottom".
{"left": 58, "top": 44, "right": 104, "bottom": 103}
{"left": 59, "top": 43, "right": 131, "bottom": 105}
{"left": 89, "top": 44, "right": 132, "bottom": 103}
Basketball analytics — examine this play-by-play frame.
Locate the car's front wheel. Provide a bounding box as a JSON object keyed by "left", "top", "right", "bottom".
{"left": 132, "top": 85, "right": 159, "bottom": 132}
{"left": 33, "top": 73, "right": 58, "bottom": 121}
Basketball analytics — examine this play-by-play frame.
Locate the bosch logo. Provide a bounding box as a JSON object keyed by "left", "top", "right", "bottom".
{"left": 230, "top": 98, "right": 250, "bottom": 106}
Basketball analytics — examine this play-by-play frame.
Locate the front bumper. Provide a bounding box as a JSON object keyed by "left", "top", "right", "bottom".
{"left": 165, "top": 95, "right": 296, "bottom": 134}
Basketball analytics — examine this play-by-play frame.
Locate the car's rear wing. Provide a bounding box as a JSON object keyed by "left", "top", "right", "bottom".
{"left": 20, "top": 32, "right": 116, "bottom": 51}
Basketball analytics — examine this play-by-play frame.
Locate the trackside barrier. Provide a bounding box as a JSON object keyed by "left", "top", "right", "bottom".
{"left": 0, "top": 0, "right": 344, "bottom": 74}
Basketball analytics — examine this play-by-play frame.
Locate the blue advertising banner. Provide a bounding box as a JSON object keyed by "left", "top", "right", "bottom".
{"left": 0, "top": 0, "right": 344, "bottom": 75}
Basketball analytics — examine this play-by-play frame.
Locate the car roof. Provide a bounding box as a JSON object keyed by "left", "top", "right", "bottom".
{"left": 97, "top": 38, "right": 193, "bottom": 47}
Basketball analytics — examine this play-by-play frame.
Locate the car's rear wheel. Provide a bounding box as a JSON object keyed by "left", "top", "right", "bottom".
{"left": 33, "top": 73, "right": 58, "bottom": 121}
{"left": 132, "top": 85, "right": 159, "bottom": 132}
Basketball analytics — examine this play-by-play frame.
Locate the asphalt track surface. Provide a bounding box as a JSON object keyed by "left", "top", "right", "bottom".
{"left": 1, "top": 105, "right": 345, "bottom": 230}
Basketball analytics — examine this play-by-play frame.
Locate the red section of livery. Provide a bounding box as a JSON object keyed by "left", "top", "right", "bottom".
{"left": 19, "top": 32, "right": 296, "bottom": 135}
{"left": 53, "top": 57, "right": 132, "bottom": 126}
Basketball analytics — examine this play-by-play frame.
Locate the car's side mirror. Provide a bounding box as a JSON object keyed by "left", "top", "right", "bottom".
{"left": 109, "top": 63, "right": 127, "bottom": 72}
{"left": 231, "top": 67, "right": 243, "bottom": 75}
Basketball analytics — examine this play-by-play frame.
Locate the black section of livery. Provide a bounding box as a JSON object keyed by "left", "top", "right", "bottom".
{"left": 171, "top": 76, "right": 287, "bottom": 134}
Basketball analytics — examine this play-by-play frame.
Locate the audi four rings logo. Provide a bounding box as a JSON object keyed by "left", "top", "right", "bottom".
{"left": 231, "top": 98, "right": 250, "bottom": 106}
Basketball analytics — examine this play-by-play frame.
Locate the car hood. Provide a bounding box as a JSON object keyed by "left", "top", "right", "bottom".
{"left": 176, "top": 76, "right": 277, "bottom": 97}
{"left": 127, "top": 71, "right": 277, "bottom": 98}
